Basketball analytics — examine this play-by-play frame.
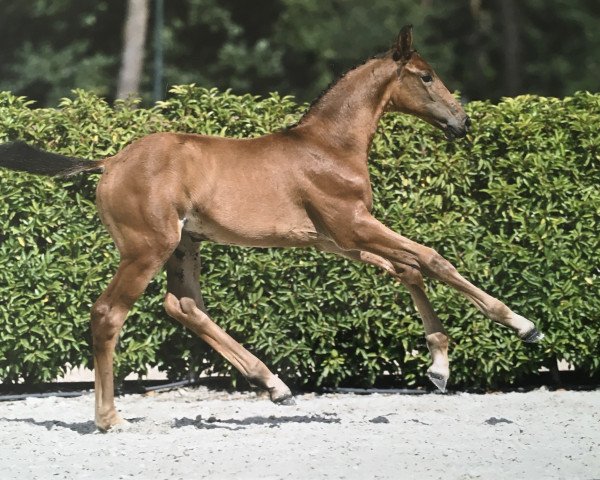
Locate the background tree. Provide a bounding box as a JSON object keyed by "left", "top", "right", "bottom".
{"left": 0, "top": 0, "right": 597, "bottom": 106}
{"left": 498, "top": 0, "right": 522, "bottom": 96}
{"left": 116, "top": 0, "right": 150, "bottom": 99}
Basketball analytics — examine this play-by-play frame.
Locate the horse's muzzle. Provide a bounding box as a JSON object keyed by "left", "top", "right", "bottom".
{"left": 445, "top": 116, "right": 471, "bottom": 141}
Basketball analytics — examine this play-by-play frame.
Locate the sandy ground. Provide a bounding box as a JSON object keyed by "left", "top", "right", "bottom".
{"left": 0, "top": 387, "right": 599, "bottom": 480}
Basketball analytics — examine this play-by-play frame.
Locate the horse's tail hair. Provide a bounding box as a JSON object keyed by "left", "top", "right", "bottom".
{"left": 0, "top": 141, "right": 104, "bottom": 177}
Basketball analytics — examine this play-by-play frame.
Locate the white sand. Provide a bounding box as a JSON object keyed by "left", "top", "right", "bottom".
{"left": 1, "top": 387, "right": 598, "bottom": 479}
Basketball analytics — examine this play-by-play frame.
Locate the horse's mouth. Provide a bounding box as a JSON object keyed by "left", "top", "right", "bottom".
{"left": 443, "top": 123, "right": 469, "bottom": 141}
{"left": 444, "top": 128, "right": 458, "bottom": 141}
{"left": 438, "top": 115, "right": 471, "bottom": 141}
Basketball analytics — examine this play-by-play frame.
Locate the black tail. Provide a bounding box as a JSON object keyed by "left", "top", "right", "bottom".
{"left": 0, "top": 141, "right": 104, "bottom": 177}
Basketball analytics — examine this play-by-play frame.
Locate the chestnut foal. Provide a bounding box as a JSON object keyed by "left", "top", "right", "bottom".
{"left": 0, "top": 26, "right": 542, "bottom": 431}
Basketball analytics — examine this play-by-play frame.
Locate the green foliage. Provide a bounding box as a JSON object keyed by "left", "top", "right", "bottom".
{"left": 0, "top": 88, "right": 598, "bottom": 389}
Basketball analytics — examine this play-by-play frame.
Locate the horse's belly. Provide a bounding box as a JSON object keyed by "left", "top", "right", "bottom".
{"left": 182, "top": 210, "right": 319, "bottom": 248}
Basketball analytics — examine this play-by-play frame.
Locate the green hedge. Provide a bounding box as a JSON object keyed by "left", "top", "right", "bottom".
{"left": 0, "top": 87, "right": 598, "bottom": 389}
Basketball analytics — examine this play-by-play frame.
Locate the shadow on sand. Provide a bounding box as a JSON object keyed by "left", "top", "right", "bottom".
{"left": 0, "top": 413, "right": 340, "bottom": 433}
{"left": 173, "top": 414, "right": 340, "bottom": 430}
{"left": 0, "top": 417, "right": 98, "bottom": 434}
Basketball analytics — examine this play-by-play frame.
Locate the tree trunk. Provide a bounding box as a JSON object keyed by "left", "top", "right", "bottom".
{"left": 116, "top": 0, "right": 149, "bottom": 99}
{"left": 469, "top": 0, "right": 488, "bottom": 99}
{"left": 498, "top": 0, "right": 522, "bottom": 96}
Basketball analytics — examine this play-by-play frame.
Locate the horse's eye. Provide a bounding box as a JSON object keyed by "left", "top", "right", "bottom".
{"left": 421, "top": 74, "right": 433, "bottom": 84}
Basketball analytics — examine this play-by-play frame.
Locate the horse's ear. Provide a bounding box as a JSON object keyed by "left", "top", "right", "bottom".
{"left": 393, "top": 24, "right": 413, "bottom": 62}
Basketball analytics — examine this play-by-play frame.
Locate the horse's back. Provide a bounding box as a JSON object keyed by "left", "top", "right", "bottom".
{"left": 96, "top": 131, "right": 319, "bottom": 249}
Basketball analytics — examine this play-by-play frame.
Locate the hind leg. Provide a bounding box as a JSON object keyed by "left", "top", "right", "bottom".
{"left": 92, "top": 253, "right": 174, "bottom": 431}
{"left": 164, "top": 233, "right": 294, "bottom": 404}
{"left": 91, "top": 210, "right": 181, "bottom": 431}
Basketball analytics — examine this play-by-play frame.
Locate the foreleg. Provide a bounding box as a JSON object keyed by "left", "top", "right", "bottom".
{"left": 320, "top": 246, "right": 450, "bottom": 390}
{"left": 328, "top": 208, "right": 543, "bottom": 341}
{"left": 164, "top": 234, "right": 294, "bottom": 404}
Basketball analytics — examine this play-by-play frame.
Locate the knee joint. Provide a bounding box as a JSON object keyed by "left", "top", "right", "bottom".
{"left": 91, "top": 301, "right": 123, "bottom": 342}
{"left": 396, "top": 265, "right": 424, "bottom": 288}
{"left": 176, "top": 297, "right": 209, "bottom": 327}
{"left": 424, "top": 249, "right": 455, "bottom": 277}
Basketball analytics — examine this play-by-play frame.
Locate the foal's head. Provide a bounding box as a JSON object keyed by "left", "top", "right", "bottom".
{"left": 387, "top": 25, "right": 470, "bottom": 140}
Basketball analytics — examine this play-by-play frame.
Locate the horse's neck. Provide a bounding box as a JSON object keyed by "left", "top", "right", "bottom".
{"left": 299, "top": 57, "right": 396, "bottom": 157}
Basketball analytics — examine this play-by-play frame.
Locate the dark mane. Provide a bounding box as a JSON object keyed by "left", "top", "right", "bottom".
{"left": 286, "top": 50, "right": 392, "bottom": 130}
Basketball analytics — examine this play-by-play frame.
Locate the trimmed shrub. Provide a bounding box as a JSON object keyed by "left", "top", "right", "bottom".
{"left": 0, "top": 87, "right": 598, "bottom": 388}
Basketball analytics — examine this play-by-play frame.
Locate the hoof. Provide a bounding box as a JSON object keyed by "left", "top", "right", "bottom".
{"left": 95, "top": 413, "right": 128, "bottom": 432}
{"left": 520, "top": 328, "right": 545, "bottom": 343}
{"left": 427, "top": 371, "right": 448, "bottom": 393}
{"left": 272, "top": 392, "right": 296, "bottom": 406}
{"left": 266, "top": 375, "right": 294, "bottom": 405}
